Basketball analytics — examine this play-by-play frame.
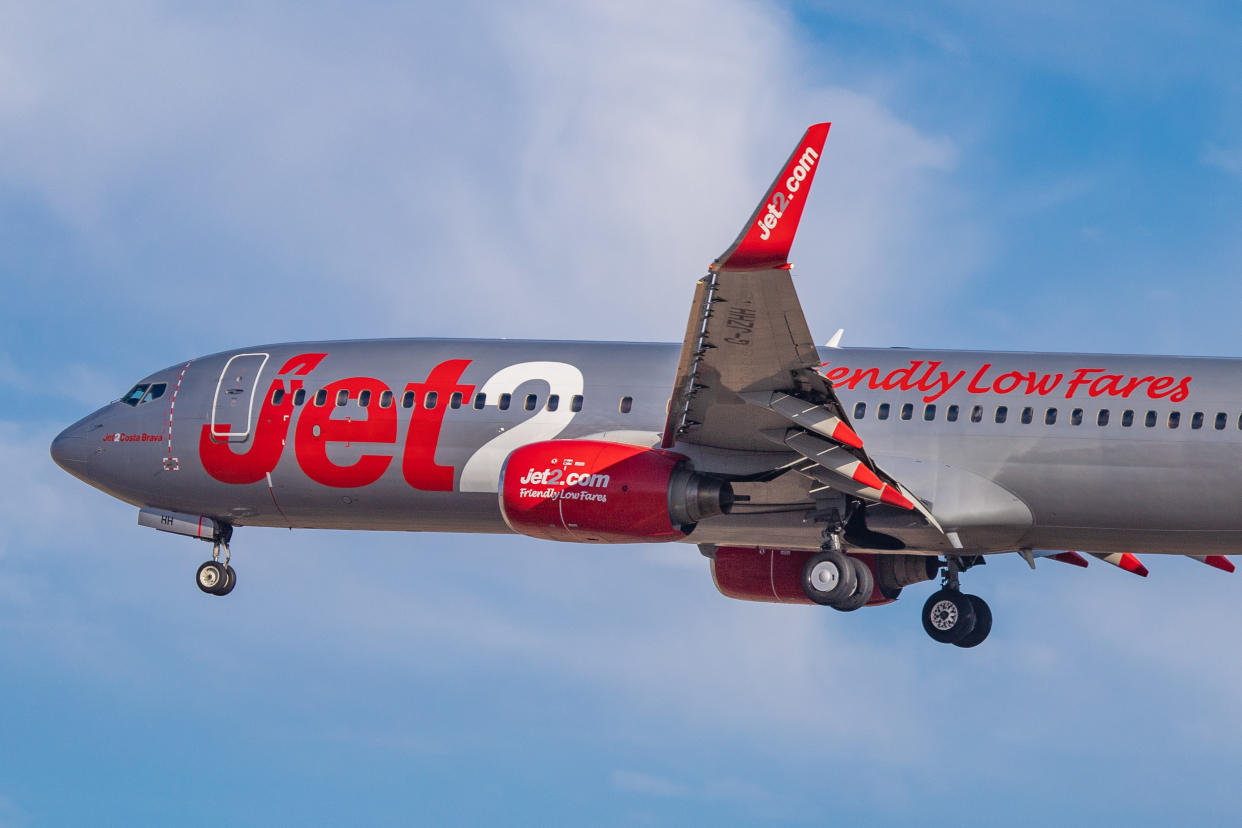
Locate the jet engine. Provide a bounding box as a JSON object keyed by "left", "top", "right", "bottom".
{"left": 500, "top": 440, "right": 733, "bottom": 543}
{"left": 708, "top": 546, "right": 938, "bottom": 605}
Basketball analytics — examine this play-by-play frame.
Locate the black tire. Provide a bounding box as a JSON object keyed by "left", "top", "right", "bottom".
{"left": 921, "top": 589, "right": 977, "bottom": 644}
{"left": 833, "top": 556, "right": 875, "bottom": 612}
{"left": 196, "top": 561, "right": 225, "bottom": 595}
{"left": 802, "top": 549, "right": 857, "bottom": 606}
{"left": 215, "top": 565, "right": 237, "bottom": 597}
{"left": 953, "top": 595, "right": 992, "bottom": 648}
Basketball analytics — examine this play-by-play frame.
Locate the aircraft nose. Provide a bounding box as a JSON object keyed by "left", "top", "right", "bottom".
{"left": 50, "top": 425, "right": 91, "bottom": 475}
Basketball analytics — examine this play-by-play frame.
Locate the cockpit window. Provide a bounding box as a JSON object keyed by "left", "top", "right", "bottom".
{"left": 121, "top": 382, "right": 168, "bottom": 406}
{"left": 121, "top": 384, "right": 150, "bottom": 406}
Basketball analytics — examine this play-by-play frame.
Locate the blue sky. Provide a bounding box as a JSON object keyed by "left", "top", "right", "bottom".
{"left": 4, "top": 1, "right": 1242, "bottom": 825}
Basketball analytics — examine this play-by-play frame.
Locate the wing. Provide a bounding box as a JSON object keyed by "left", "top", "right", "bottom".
{"left": 662, "top": 123, "right": 933, "bottom": 522}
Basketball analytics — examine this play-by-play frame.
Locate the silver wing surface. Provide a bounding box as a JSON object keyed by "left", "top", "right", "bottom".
{"left": 662, "top": 123, "right": 936, "bottom": 524}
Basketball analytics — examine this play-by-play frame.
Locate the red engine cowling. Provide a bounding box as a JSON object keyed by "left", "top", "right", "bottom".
{"left": 709, "top": 547, "right": 937, "bottom": 606}
{"left": 500, "top": 440, "right": 733, "bottom": 543}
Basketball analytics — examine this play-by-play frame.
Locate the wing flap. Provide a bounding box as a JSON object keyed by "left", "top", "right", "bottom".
{"left": 745, "top": 391, "right": 862, "bottom": 449}
{"left": 780, "top": 430, "right": 914, "bottom": 510}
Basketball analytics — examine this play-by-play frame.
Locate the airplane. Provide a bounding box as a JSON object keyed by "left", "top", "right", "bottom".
{"left": 50, "top": 122, "right": 1241, "bottom": 648}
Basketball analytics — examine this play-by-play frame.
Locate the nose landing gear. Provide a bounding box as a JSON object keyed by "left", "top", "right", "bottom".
{"left": 921, "top": 557, "right": 991, "bottom": 647}
{"left": 196, "top": 534, "right": 237, "bottom": 597}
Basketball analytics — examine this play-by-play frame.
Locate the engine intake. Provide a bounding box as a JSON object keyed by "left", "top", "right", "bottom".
{"left": 500, "top": 440, "right": 733, "bottom": 543}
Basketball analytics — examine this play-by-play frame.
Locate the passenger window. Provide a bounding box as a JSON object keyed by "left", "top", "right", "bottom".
{"left": 547, "top": 394, "right": 559, "bottom": 412}
{"left": 619, "top": 396, "right": 633, "bottom": 414}
{"left": 900, "top": 403, "right": 913, "bottom": 421}
{"left": 1191, "top": 412, "right": 1204, "bottom": 430}
{"left": 293, "top": 389, "right": 306, "bottom": 406}
{"left": 272, "top": 388, "right": 285, "bottom": 406}
{"left": 853, "top": 402, "right": 866, "bottom": 420}
{"left": 995, "top": 406, "right": 1008, "bottom": 424}
{"left": 923, "top": 404, "right": 936, "bottom": 421}
{"left": 1020, "top": 407, "right": 1033, "bottom": 425}
{"left": 970, "top": 405, "right": 983, "bottom": 423}
{"left": 526, "top": 394, "right": 539, "bottom": 411}
{"left": 499, "top": 393, "right": 511, "bottom": 411}
{"left": 314, "top": 389, "right": 328, "bottom": 407}
{"left": 378, "top": 390, "right": 393, "bottom": 408}
{"left": 333, "top": 390, "right": 347, "bottom": 407}
{"left": 425, "top": 391, "right": 439, "bottom": 410}
{"left": 473, "top": 393, "right": 486, "bottom": 410}
{"left": 1071, "top": 408, "right": 1083, "bottom": 426}
{"left": 1122, "top": 410, "right": 1134, "bottom": 427}
{"left": 571, "top": 395, "right": 584, "bottom": 412}
{"left": 946, "top": 405, "right": 959, "bottom": 423}
{"left": 1167, "top": 411, "right": 1180, "bottom": 429}
{"left": 877, "top": 403, "right": 890, "bottom": 421}
{"left": 450, "top": 392, "right": 463, "bottom": 409}
{"left": 1045, "top": 408, "right": 1057, "bottom": 425}
{"left": 1216, "top": 412, "right": 1227, "bottom": 430}
{"left": 358, "top": 390, "right": 371, "bottom": 408}
{"left": 1144, "top": 410, "right": 1157, "bottom": 428}
{"left": 402, "top": 391, "right": 415, "bottom": 409}
{"left": 1097, "top": 409, "right": 1109, "bottom": 426}
{"left": 144, "top": 383, "right": 167, "bottom": 403}
{"left": 121, "top": 384, "right": 149, "bottom": 406}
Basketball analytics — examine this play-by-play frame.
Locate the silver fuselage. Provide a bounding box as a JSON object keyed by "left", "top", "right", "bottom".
{"left": 51, "top": 338, "right": 1242, "bottom": 556}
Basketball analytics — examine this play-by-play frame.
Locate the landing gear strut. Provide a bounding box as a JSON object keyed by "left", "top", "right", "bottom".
{"left": 196, "top": 525, "right": 237, "bottom": 597}
{"left": 921, "top": 556, "right": 991, "bottom": 647}
{"left": 801, "top": 522, "right": 874, "bottom": 612}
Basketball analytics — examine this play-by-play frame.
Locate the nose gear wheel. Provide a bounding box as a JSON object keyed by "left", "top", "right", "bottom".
{"left": 196, "top": 537, "right": 237, "bottom": 597}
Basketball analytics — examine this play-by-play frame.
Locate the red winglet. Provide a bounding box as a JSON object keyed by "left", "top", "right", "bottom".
{"left": 713, "top": 123, "right": 832, "bottom": 271}
{"left": 1051, "top": 551, "right": 1090, "bottom": 568}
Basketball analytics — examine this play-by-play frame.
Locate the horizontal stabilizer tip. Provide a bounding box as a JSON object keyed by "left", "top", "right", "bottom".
{"left": 1189, "top": 554, "right": 1236, "bottom": 573}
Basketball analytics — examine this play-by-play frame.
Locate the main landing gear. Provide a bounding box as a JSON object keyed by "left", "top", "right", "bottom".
{"left": 921, "top": 557, "right": 991, "bottom": 648}
{"left": 801, "top": 533, "right": 874, "bottom": 612}
{"left": 196, "top": 529, "right": 237, "bottom": 597}
{"left": 802, "top": 520, "right": 994, "bottom": 646}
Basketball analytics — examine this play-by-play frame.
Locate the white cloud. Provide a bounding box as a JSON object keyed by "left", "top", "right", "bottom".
{"left": 12, "top": 5, "right": 1242, "bottom": 820}
{"left": 0, "top": 0, "right": 986, "bottom": 351}
{"left": 0, "top": 793, "right": 24, "bottom": 828}
{"left": 1203, "top": 145, "right": 1242, "bottom": 180}
{"left": 0, "top": 352, "right": 120, "bottom": 407}
{"left": 611, "top": 769, "right": 690, "bottom": 798}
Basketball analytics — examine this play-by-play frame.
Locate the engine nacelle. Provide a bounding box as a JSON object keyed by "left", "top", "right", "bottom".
{"left": 500, "top": 440, "right": 733, "bottom": 543}
{"left": 709, "top": 547, "right": 939, "bottom": 606}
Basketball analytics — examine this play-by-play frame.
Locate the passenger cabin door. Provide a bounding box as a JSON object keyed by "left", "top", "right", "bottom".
{"left": 210, "top": 353, "right": 270, "bottom": 442}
